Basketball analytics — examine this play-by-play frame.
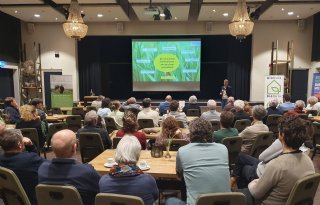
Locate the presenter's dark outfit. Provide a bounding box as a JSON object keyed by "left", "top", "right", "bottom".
{"left": 220, "top": 85, "right": 232, "bottom": 109}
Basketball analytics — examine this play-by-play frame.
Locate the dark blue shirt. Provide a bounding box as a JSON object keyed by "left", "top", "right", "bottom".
{"left": 159, "top": 101, "right": 170, "bottom": 116}
{"left": 4, "top": 106, "right": 20, "bottom": 124}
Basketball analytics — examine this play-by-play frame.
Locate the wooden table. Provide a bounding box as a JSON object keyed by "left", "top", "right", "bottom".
{"left": 47, "top": 114, "right": 72, "bottom": 123}
{"left": 186, "top": 116, "right": 198, "bottom": 123}
{"left": 5, "top": 124, "right": 15, "bottom": 129}
{"left": 143, "top": 127, "right": 189, "bottom": 139}
{"left": 89, "top": 149, "right": 178, "bottom": 179}
{"left": 308, "top": 116, "right": 320, "bottom": 123}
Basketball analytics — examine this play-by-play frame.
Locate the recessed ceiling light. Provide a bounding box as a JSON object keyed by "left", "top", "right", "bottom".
{"left": 97, "top": 14, "right": 103, "bottom": 18}
{"left": 281, "top": 8, "right": 285, "bottom": 11}
{"left": 114, "top": 17, "right": 118, "bottom": 20}
{"left": 34, "top": 14, "right": 40, "bottom": 18}
{"left": 174, "top": 17, "right": 178, "bottom": 20}
{"left": 14, "top": 10, "right": 18, "bottom": 14}
{"left": 222, "top": 13, "right": 229, "bottom": 17}
{"left": 81, "top": 10, "right": 84, "bottom": 13}
{"left": 55, "top": 17, "right": 58, "bottom": 21}
{"left": 288, "top": 11, "right": 294, "bottom": 16}
{"left": 160, "top": 13, "right": 165, "bottom": 17}
{"left": 297, "top": 15, "right": 300, "bottom": 18}
{"left": 212, "top": 9, "right": 216, "bottom": 12}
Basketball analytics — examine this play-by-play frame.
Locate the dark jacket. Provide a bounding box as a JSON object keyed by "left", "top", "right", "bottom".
{"left": 183, "top": 103, "right": 201, "bottom": 115}
{"left": 220, "top": 85, "right": 232, "bottom": 98}
{"left": 4, "top": 106, "right": 20, "bottom": 124}
{"left": 77, "top": 125, "right": 112, "bottom": 149}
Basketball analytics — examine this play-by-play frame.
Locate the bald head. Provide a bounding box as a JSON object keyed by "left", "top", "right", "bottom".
{"left": 51, "top": 129, "right": 77, "bottom": 158}
{"left": 165, "top": 95, "right": 172, "bottom": 102}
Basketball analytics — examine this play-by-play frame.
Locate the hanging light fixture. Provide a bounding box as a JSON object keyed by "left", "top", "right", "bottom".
{"left": 63, "top": 0, "right": 88, "bottom": 39}
{"left": 229, "top": 0, "right": 254, "bottom": 40}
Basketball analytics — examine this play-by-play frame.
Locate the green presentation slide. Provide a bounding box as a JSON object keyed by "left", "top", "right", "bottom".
{"left": 132, "top": 40, "right": 201, "bottom": 82}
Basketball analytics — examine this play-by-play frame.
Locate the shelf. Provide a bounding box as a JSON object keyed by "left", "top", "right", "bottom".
{"left": 22, "top": 87, "right": 41, "bottom": 89}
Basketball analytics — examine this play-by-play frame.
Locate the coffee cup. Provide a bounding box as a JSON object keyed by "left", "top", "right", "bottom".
{"left": 139, "top": 160, "right": 147, "bottom": 168}
{"left": 107, "top": 158, "right": 115, "bottom": 165}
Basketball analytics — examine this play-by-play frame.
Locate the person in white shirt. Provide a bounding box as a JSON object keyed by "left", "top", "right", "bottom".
{"left": 137, "top": 98, "right": 159, "bottom": 127}
{"left": 109, "top": 100, "right": 124, "bottom": 129}
{"left": 200, "top": 99, "right": 220, "bottom": 121}
{"left": 305, "top": 96, "right": 320, "bottom": 111}
{"left": 91, "top": 95, "right": 105, "bottom": 109}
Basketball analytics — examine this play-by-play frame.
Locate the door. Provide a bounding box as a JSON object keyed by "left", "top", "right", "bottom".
{"left": 291, "top": 69, "right": 308, "bottom": 103}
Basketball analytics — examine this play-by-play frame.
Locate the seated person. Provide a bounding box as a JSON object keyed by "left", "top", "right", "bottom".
{"left": 182, "top": 95, "right": 201, "bottom": 115}
{"left": 38, "top": 129, "right": 101, "bottom": 205}
{"left": 278, "top": 93, "right": 295, "bottom": 113}
{"left": 77, "top": 110, "right": 112, "bottom": 149}
{"left": 159, "top": 95, "right": 172, "bottom": 116}
{"left": 0, "top": 129, "right": 45, "bottom": 205}
{"left": 200, "top": 99, "right": 220, "bottom": 121}
{"left": 305, "top": 96, "right": 320, "bottom": 111}
{"left": 163, "top": 100, "right": 188, "bottom": 128}
{"left": 223, "top": 96, "right": 235, "bottom": 111}
{"left": 99, "top": 135, "right": 159, "bottom": 205}
{"left": 263, "top": 98, "right": 282, "bottom": 123}
{"left": 120, "top": 97, "right": 142, "bottom": 113}
{"left": 3, "top": 97, "right": 20, "bottom": 124}
{"left": 91, "top": 95, "right": 105, "bottom": 109}
{"left": 30, "top": 98, "right": 47, "bottom": 121}
{"left": 285, "top": 100, "right": 306, "bottom": 116}
{"left": 97, "top": 97, "right": 111, "bottom": 119}
{"left": 240, "top": 105, "right": 269, "bottom": 154}
{"left": 108, "top": 100, "right": 124, "bottom": 129}
{"left": 213, "top": 111, "right": 238, "bottom": 143}
{"left": 244, "top": 101, "right": 252, "bottom": 116}
{"left": 233, "top": 100, "right": 251, "bottom": 126}
{"left": 116, "top": 111, "right": 146, "bottom": 150}
{"left": 137, "top": 98, "right": 159, "bottom": 127}
{"left": 243, "top": 115, "right": 315, "bottom": 205}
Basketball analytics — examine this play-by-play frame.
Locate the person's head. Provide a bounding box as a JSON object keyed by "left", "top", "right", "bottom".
{"left": 268, "top": 98, "right": 279, "bottom": 108}
{"left": 295, "top": 100, "right": 305, "bottom": 110}
{"left": 189, "top": 95, "right": 197, "bottom": 104}
{"left": 19, "top": 105, "right": 37, "bottom": 122}
{"left": 110, "top": 100, "right": 121, "bottom": 111}
{"left": 252, "top": 105, "right": 267, "bottom": 121}
{"left": 207, "top": 99, "right": 217, "bottom": 110}
{"left": 4, "top": 97, "right": 17, "bottom": 108}
{"left": 224, "top": 79, "right": 229, "bottom": 86}
{"left": 283, "top": 93, "right": 291, "bottom": 102}
{"left": 278, "top": 115, "right": 309, "bottom": 150}
{"left": 51, "top": 129, "right": 77, "bottom": 158}
{"left": 122, "top": 111, "right": 138, "bottom": 133}
{"left": 169, "top": 100, "right": 179, "bottom": 112}
{"left": 189, "top": 118, "right": 213, "bottom": 143}
{"left": 220, "top": 111, "right": 234, "bottom": 129}
{"left": 115, "top": 135, "right": 141, "bottom": 164}
{"left": 234, "top": 100, "right": 245, "bottom": 111}
{"left": 307, "top": 96, "right": 318, "bottom": 106}
{"left": 142, "top": 98, "right": 151, "bottom": 108}
{"left": 0, "top": 129, "right": 24, "bottom": 152}
{"left": 227, "top": 97, "right": 235, "bottom": 104}
{"left": 101, "top": 98, "right": 111, "bottom": 108}
{"left": 84, "top": 110, "right": 98, "bottom": 126}
{"left": 30, "top": 98, "right": 43, "bottom": 109}
{"left": 96, "top": 95, "right": 105, "bottom": 101}
{"left": 165, "top": 95, "right": 172, "bottom": 102}
{"left": 127, "top": 97, "right": 137, "bottom": 104}
{"left": 162, "top": 116, "right": 179, "bottom": 139}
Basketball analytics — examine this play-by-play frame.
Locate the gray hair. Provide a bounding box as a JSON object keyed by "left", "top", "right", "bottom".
{"left": 252, "top": 105, "right": 267, "bottom": 121}
{"left": 295, "top": 100, "right": 305, "bottom": 109}
{"left": 269, "top": 98, "right": 279, "bottom": 107}
{"left": 307, "top": 96, "right": 318, "bottom": 105}
{"left": 189, "top": 95, "right": 197, "bottom": 104}
{"left": 84, "top": 110, "right": 98, "bottom": 126}
{"left": 207, "top": 99, "right": 217, "bottom": 110}
{"left": 234, "top": 100, "right": 245, "bottom": 110}
{"left": 115, "top": 135, "right": 141, "bottom": 164}
{"left": 227, "top": 97, "right": 235, "bottom": 103}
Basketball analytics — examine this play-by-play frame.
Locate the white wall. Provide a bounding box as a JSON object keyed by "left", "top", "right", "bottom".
{"left": 21, "top": 19, "right": 315, "bottom": 102}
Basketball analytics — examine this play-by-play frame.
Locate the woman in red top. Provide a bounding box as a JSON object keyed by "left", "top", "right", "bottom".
{"left": 116, "top": 111, "right": 147, "bottom": 149}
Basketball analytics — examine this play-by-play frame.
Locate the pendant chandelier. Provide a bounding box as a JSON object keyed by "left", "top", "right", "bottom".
{"left": 63, "top": 0, "right": 88, "bottom": 39}
{"left": 229, "top": 0, "right": 254, "bottom": 40}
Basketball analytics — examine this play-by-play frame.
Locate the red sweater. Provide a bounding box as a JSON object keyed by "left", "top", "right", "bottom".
{"left": 116, "top": 130, "right": 147, "bottom": 150}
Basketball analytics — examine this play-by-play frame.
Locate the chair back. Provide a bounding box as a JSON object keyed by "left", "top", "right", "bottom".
{"left": 20, "top": 128, "right": 40, "bottom": 155}
{"left": 66, "top": 115, "right": 82, "bottom": 132}
{"left": 285, "top": 173, "right": 320, "bottom": 205}
{"left": 312, "top": 122, "right": 320, "bottom": 159}
{"left": 195, "top": 192, "right": 245, "bottom": 205}
{"left": 0, "top": 166, "right": 31, "bottom": 205}
{"left": 306, "top": 110, "right": 318, "bottom": 116}
{"left": 177, "top": 121, "right": 185, "bottom": 128}
{"left": 210, "top": 120, "right": 220, "bottom": 131}
{"left": 266, "top": 114, "right": 282, "bottom": 133}
{"left": 234, "top": 119, "right": 251, "bottom": 132}
{"left": 51, "top": 108, "right": 62, "bottom": 115}
{"left": 138, "top": 119, "right": 154, "bottom": 129}
{"left": 71, "top": 107, "right": 84, "bottom": 119}
{"left": 79, "top": 132, "right": 104, "bottom": 163}
{"left": 36, "top": 184, "right": 83, "bottom": 205}
{"left": 46, "top": 123, "right": 68, "bottom": 147}
{"left": 250, "top": 131, "right": 273, "bottom": 158}
{"left": 186, "top": 109, "right": 200, "bottom": 117}
{"left": 86, "top": 106, "right": 97, "bottom": 112}
{"left": 104, "top": 117, "right": 118, "bottom": 134}
{"left": 112, "top": 137, "right": 122, "bottom": 149}
{"left": 170, "top": 139, "right": 189, "bottom": 151}
{"left": 222, "top": 136, "right": 242, "bottom": 166}
{"left": 298, "top": 114, "right": 308, "bottom": 120}
{"left": 95, "top": 193, "right": 144, "bottom": 205}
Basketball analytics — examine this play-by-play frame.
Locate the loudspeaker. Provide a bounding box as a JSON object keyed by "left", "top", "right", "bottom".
{"left": 116, "top": 22, "right": 124, "bottom": 33}
{"left": 27, "top": 23, "right": 35, "bottom": 34}
{"left": 205, "top": 22, "right": 213, "bottom": 33}
{"left": 297, "top": 19, "right": 306, "bottom": 31}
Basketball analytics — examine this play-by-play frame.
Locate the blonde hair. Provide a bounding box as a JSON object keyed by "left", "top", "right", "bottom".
{"left": 19, "top": 105, "right": 36, "bottom": 121}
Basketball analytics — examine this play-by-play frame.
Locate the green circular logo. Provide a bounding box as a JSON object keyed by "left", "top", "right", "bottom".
{"left": 154, "top": 54, "right": 179, "bottom": 72}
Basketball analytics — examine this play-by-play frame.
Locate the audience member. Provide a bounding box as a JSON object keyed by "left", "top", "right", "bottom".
{"left": 99, "top": 136, "right": 159, "bottom": 205}
{"left": 305, "top": 96, "right": 320, "bottom": 111}
{"left": 244, "top": 101, "right": 252, "bottom": 116}
{"left": 278, "top": 93, "right": 295, "bottom": 113}
{"left": 137, "top": 98, "right": 159, "bottom": 127}
{"left": 159, "top": 95, "right": 172, "bottom": 116}
{"left": 0, "top": 129, "right": 45, "bottom": 205}
{"left": 16, "top": 105, "right": 46, "bottom": 147}
{"left": 166, "top": 118, "right": 230, "bottom": 205}
{"left": 108, "top": 100, "right": 124, "bottom": 129}
{"left": 77, "top": 110, "right": 112, "bottom": 149}
{"left": 116, "top": 111, "right": 147, "bottom": 149}
{"left": 240, "top": 105, "right": 269, "bottom": 154}
{"left": 121, "top": 97, "right": 142, "bottom": 113}
{"left": 220, "top": 79, "right": 232, "bottom": 109}
{"left": 263, "top": 98, "right": 282, "bottom": 123}
{"left": 213, "top": 111, "right": 238, "bottom": 143}
{"left": 3, "top": 97, "right": 20, "bottom": 124}
{"left": 285, "top": 100, "right": 305, "bottom": 116}
{"left": 223, "top": 96, "right": 235, "bottom": 111}
{"left": 30, "top": 98, "right": 47, "bottom": 121}
{"left": 164, "top": 100, "right": 188, "bottom": 128}
{"left": 233, "top": 100, "right": 251, "bottom": 125}
{"left": 38, "top": 129, "right": 100, "bottom": 205}
{"left": 182, "top": 95, "right": 201, "bottom": 115}
{"left": 91, "top": 95, "right": 105, "bottom": 109}
{"left": 200, "top": 99, "right": 220, "bottom": 121}
{"left": 97, "top": 97, "right": 111, "bottom": 119}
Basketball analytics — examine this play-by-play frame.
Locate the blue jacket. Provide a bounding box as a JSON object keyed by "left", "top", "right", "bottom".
{"left": 4, "top": 106, "right": 20, "bottom": 124}
{"left": 159, "top": 101, "right": 170, "bottom": 116}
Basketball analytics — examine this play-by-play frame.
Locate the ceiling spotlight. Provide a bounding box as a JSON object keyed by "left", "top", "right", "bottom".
{"left": 14, "top": 10, "right": 18, "bottom": 14}
{"left": 288, "top": 11, "right": 294, "bottom": 16}
{"left": 97, "top": 14, "right": 103, "bottom": 18}
{"left": 115, "top": 17, "right": 118, "bottom": 20}
{"left": 212, "top": 9, "right": 216, "bottom": 12}
{"left": 223, "top": 13, "right": 229, "bottom": 17}
{"left": 297, "top": 15, "right": 300, "bottom": 18}
{"left": 34, "top": 14, "right": 40, "bottom": 18}
{"left": 163, "top": 7, "right": 172, "bottom": 20}
{"left": 281, "top": 8, "right": 285, "bottom": 11}
{"left": 174, "top": 17, "right": 178, "bottom": 20}
{"left": 160, "top": 13, "right": 165, "bottom": 17}
{"left": 55, "top": 17, "right": 58, "bottom": 21}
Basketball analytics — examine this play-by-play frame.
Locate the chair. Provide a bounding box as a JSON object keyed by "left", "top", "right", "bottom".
{"left": 71, "top": 107, "right": 85, "bottom": 119}
{"left": 20, "top": 128, "right": 40, "bottom": 155}
{"left": 210, "top": 120, "right": 220, "bottom": 131}
{"left": 112, "top": 137, "right": 122, "bottom": 149}
{"left": 298, "top": 114, "right": 308, "bottom": 120}
{"left": 138, "top": 119, "right": 154, "bottom": 129}
{"left": 306, "top": 110, "right": 318, "bottom": 116}
{"left": 51, "top": 107, "right": 62, "bottom": 115}
{"left": 36, "top": 184, "right": 83, "bottom": 205}
{"left": 86, "top": 106, "right": 97, "bottom": 112}
{"left": 0, "top": 166, "right": 31, "bottom": 205}
{"left": 44, "top": 122, "right": 68, "bottom": 158}
{"left": 234, "top": 119, "right": 251, "bottom": 132}
{"left": 170, "top": 139, "right": 189, "bottom": 151}
{"left": 95, "top": 193, "right": 144, "bottom": 205}
{"left": 79, "top": 132, "right": 104, "bottom": 163}
{"left": 186, "top": 109, "right": 200, "bottom": 117}
{"left": 195, "top": 192, "right": 245, "bottom": 205}
{"left": 104, "top": 117, "right": 118, "bottom": 134}
{"left": 177, "top": 121, "right": 185, "bottom": 128}
{"left": 66, "top": 115, "right": 82, "bottom": 132}
{"left": 285, "top": 173, "right": 320, "bottom": 205}
{"left": 222, "top": 136, "right": 242, "bottom": 170}
{"left": 250, "top": 131, "right": 273, "bottom": 158}
{"left": 312, "top": 122, "right": 320, "bottom": 159}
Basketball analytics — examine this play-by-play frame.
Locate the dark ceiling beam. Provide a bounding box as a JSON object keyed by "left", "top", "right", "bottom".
{"left": 188, "top": 0, "right": 203, "bottom": 21}
{"left": 250, "top": 0, "right": 278, "bottom": 20}
{"left": 116, "top": 0, "right": 138, "bottom": 21}
{"left": 39, "top": 0, "right": 68, "bottom": 19}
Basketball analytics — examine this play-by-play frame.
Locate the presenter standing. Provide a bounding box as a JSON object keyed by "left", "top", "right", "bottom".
{"left": 220, "top": 79, "right": 232, "bottom": 109}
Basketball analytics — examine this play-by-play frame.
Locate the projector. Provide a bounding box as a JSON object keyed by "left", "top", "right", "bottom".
{"left": 144, "top": 7, "right": 159, "bottom": 16}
